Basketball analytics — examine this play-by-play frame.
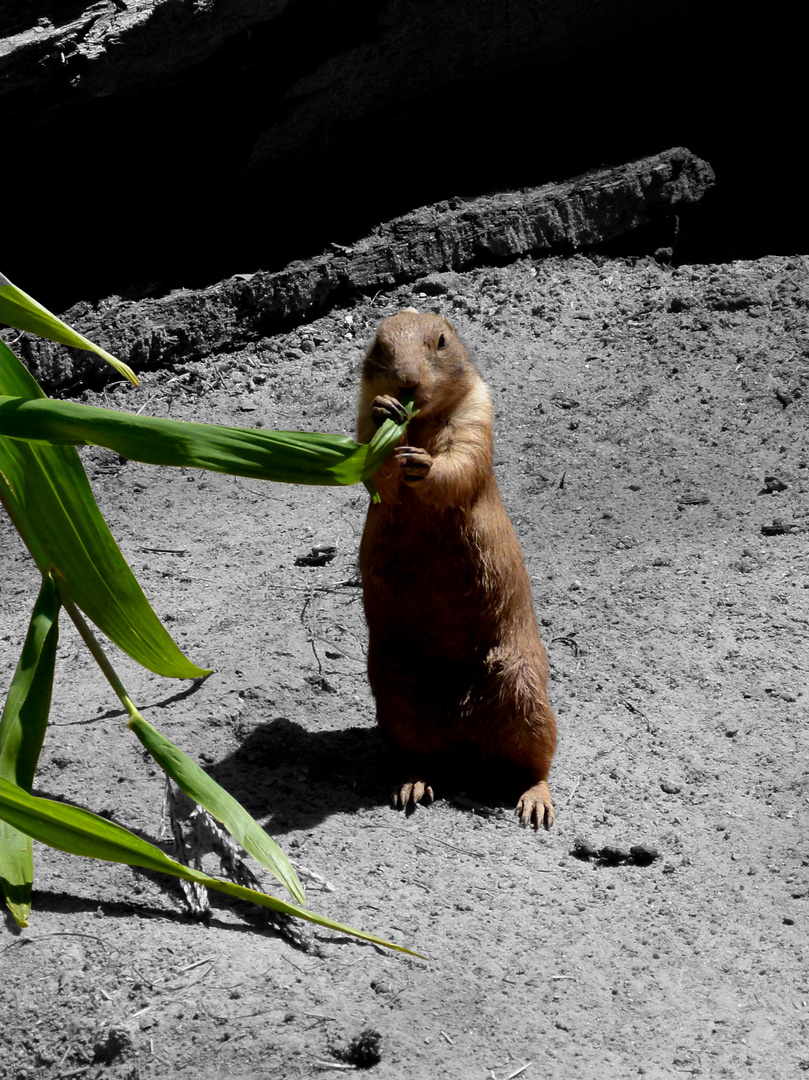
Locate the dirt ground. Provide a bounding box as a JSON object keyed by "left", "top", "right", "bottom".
{"left": 2, "top": 250, "right": 808, "bottom": 1079}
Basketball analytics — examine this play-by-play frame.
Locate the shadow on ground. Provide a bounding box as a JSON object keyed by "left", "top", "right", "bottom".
{"left": 208, "top": 719, "right": 389, "bottom": 834}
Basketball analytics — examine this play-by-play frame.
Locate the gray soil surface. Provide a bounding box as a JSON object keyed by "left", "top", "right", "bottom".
{"left": 2, "top": 251, "right": 808, "bottom": 1079}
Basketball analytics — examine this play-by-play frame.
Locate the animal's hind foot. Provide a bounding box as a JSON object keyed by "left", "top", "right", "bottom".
{"left": 393, "top": 778, "right": 435, "bottom": 815}
{"left": 516, "top": 780, "right": 555, "bottom": 831}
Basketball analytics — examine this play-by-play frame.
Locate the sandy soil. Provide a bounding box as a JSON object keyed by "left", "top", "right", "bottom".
{"left": 2, "top": 251, "right": 808, "bottom": 1079}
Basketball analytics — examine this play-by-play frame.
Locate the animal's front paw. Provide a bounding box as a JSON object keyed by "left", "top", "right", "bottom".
{"left": 371, "top": 394, "right": 409, "bottom": 427}
{"left": 516, "top": 780, "right": 555, "bottom": 831}
{"left": 393, "top": 778, "right": 435, "bottom": 815}
{"left": 394, "top": 446, "right": 433, "bottom": 483}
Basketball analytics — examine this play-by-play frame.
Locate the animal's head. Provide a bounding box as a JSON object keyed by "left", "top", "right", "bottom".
{"left": 362, "top": 309, "right": 475, "bottom": 413}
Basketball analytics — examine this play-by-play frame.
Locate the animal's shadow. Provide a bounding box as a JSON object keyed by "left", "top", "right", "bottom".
{"left": 207, "top": 718, "right": 390, "bottom": 835}
{"left": 209, "top": 715, "right": 528, "bottom": 836}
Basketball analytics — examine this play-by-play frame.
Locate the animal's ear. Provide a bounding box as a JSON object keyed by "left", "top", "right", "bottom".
{"left": 441, "top": 316, "right": 455, "bottom": 335}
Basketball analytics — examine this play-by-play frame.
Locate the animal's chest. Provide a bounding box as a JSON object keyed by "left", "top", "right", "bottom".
{"left": 410, "top": 415, "right": 454, "bottom": 455}
{"left": 363, "top": 498, "right": 477, "bottom": 578}
{"left": 360, "top": 497, "right": 499, "bottom": 653}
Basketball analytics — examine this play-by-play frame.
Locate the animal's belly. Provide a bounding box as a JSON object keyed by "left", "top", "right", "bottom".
{"left": 362, "top": 541, "right": 499, "bottom": 661}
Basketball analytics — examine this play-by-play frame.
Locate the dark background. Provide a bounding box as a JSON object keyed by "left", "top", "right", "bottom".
{"left": 1, "top": 0, "right": 803, "bottom": 312}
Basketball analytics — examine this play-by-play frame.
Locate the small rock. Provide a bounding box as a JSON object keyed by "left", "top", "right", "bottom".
{"left": 759, "top": 475, "right": 788, "bottom": 495}
{"left": 571, "top": 836, "right": 600, "bottom": 860}
{"left": 761, "top": 519, "right": 798, "bottom": 535}
{"left": 338, "top": 1029, "right": 383, "bottom": 1068}
{"left": 600, "top": 844, "right": 630, "bottom": 864}
{"left": 660, "top": 779, "right": 682, "bottom": 794}
{"left": 630, "top": 844, "right": 660, "bottom": 865}
{"left": 93, "top": 1026, "right": 134, "bottom": 1064}
{"left": 294, "top": 544, "right": 337, "bottom": 567}
{"left": 305, "top": 674, "right": 336, "bottom": 693}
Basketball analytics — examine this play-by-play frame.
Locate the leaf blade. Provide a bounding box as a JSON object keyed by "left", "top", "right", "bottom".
{"left": 0, "top": 781, "right": 423, "bottom": 956}
{"left": 0, "top": 274, "right": 138, "bottom": 385}
{"left": 0, "top": 393, "right": 411, "bottom": 487}
{"left": 0, "top": 574, "right": 61, "bottom": 927}
{"left": 0, "top": 345, "right": 207, "bottom": 679}
{"left": 127, "top": 713, "right": 306, "bottom": 904}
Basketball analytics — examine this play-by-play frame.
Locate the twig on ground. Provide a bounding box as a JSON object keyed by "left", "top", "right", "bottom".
{"left": 0, "top": 931, "right": 117, "bottom": 957}
{"left": 301, "top": 584, "right": 324, "bottom": 675}
{"left": 503, "top": 1063, "right": 532, "bottom": 1080}
{"left": 291, "top": 860, "right": 336, "bottom": 892}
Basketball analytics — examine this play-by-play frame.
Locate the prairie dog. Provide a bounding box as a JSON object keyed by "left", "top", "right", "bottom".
{"left": 357, "top": 309, "right": 557, "bottom": 830}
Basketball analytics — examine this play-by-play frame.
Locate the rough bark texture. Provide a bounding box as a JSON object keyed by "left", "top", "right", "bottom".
{"left": 15, "top": 148, "right": 714, "bottom": 391}
{"left": 0, "top": 0, "right": 693, "bottom": 151}
{"left": 1, "top": 0, "right": 798, "bottom": 309}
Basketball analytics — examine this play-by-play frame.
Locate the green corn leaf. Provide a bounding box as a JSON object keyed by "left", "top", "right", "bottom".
{"left": 0, "top": 343, "right": 207, "bottom": 679}
{"left": 0, "top": 780, "right": 424, "bottom": 957}
{"left": 0, "top": 574, "right": 61, "bottom": 927}
{"left": 0, "top": 393, "right": 411, "bottom": 487}
{"left": 0, "top": 273, "right": 138, "bottom": 385}
{"left": 127, "top": 712, "right": 305, "bottom": 904}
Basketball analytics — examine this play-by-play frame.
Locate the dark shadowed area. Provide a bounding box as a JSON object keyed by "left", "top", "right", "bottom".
{"left": 1, "top": 0, "right": 804, "bottom": 308}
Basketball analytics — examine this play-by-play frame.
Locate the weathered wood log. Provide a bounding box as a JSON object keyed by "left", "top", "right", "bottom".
{"left": 14, "top": 148, "right": 713, "bottom": 391}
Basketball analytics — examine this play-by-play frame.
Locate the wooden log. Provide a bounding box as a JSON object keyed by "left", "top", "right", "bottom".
{"left": 15, "top": 148, "right": 713, "bottom": 390}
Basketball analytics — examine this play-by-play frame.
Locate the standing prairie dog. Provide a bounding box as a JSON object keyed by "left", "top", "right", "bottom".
{"left": 357, "top": 309, "right": 557, "bottom": 830}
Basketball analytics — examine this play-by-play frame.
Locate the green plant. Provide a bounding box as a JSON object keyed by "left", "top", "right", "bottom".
{"left": 0, "top": 274, "right": 420, "bottom": 956}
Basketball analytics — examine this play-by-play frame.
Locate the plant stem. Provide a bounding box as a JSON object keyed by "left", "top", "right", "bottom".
{"left": 57, "top": 584, "right": 138, "bottom": 721}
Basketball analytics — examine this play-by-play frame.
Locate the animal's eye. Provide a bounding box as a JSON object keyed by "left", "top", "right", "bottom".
{"left": 437, "top": 333, "right": 446, "bottom": 349}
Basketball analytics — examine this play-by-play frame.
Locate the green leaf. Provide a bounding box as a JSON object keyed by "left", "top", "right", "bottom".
{"left": 127, "top": 713, "right": 305, "bottom": 904}
{"left": 0, "top": 780, "right": 424, "bottom": 957}
{"left": 0, "top": 575, "right": 61, "bottom": 927}
{"left": 0, "top": 393, "right": 412, "bottom": 487}
{"left": 0, "top": 273, "right": 138, "bottom": 385}
{"left": 0, "top": 345, "right": 208, "bottom": 679}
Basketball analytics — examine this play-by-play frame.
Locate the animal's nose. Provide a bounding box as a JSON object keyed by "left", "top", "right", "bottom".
{"left": 397, "top": 377, "right": 418, "bottom": 390}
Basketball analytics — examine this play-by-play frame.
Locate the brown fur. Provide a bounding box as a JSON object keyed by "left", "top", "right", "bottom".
{"left": 357, "top": 309, "right": 557, "bottom": 830}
